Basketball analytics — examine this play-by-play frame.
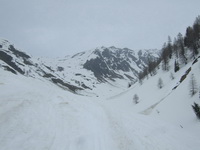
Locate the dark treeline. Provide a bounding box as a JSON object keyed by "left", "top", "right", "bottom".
{"left": 139, "top": 15, "right": 200, "bottom": 82}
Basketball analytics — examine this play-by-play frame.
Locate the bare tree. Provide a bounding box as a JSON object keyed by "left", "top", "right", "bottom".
{"left": 170, "top": 72, "right": 175, "bottom": 80}
{"left": 161, "top": 43, "right": 170, "bottom": 71}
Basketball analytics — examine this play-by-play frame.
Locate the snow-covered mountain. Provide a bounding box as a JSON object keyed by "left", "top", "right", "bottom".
{"left": 73, "top": 46, "right": 159, "bottom": 82}
{"left": 0, "top": 39, "right": 160, "bottom": 95}
{"left": 1, "top": 38, "right": 200, "bottom": 150}
{"left": 0, "top": 39, "right": 84, "bottom": 93}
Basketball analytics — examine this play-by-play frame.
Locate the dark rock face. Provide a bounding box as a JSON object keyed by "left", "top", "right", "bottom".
{"left": 0, "top": 43, "right": 83, "bottom": 94}
{"left": 51, "top": 78, "right": 83, "bottom": 93}
{"left": 0, "top": 50, "right": 24, "bottom": 74}
{"left": 83, "top": 47, "right": 159, "bottom": 82}
{"left": 8, "top": 45, "right": 30, "bottom": 59}
{"left": 84, "top": 57, "right": 123, "bottom": 81}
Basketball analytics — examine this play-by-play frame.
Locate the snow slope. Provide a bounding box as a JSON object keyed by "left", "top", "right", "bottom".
{"left": 1, "top": 57, "right": 200, "bottom": 150}
{"left": 105, "top": 56, "right": 200, "bottom": 138}
{"left": 1, "top": 38, "right": 200, "bottom": 150}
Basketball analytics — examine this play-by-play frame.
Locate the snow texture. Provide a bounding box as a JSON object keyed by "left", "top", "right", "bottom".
{"left": 0, "top": 39, "right": 200, "bottom": 150}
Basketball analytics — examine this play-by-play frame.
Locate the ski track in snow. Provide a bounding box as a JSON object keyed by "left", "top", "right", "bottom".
{"left": 140, "top": 91, "right": 172, "bottom": 115}
{"left": 98, "top": 102, "right": 135, "bottom": 150}
{"left": 0, "top": 91, "right": 199, "bottom": 150}
{"left": 0, "top": 92, "right": 180, "bottom": 150}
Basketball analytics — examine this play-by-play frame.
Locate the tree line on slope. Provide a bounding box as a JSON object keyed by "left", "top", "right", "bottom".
{"left": 136, "top": 16, "right": 200, "bottom": 119}
{"left": 139, "top": 15, "right": 200, "bottom": 81}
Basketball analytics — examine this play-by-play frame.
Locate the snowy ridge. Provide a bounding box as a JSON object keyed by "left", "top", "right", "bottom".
{"left": 0, "top": 39, "right": 84, "bottom": 93}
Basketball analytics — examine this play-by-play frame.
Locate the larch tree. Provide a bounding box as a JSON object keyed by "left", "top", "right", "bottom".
{"left": 158, "top": 78, "right": 164, "bottom": 89}
{"left": 189, "top": 74, "right": 198, "bottom": 96}
{"left": 133, "top": 94, "right": 139, "bottom": 104}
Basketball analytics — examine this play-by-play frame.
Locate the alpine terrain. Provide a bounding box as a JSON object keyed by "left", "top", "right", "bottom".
{"left": 1, "top": 16, "right": 200, "bottom": 150}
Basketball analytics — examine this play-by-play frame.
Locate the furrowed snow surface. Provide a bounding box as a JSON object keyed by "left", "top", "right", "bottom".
{"left": 1, "top": 58, "right": 200, "bottom": 150}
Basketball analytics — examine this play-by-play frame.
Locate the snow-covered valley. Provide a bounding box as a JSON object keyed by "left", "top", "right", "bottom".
{"left": 1, "top": 57, "right": 200, "bottom": 150}
{"left": 1, "top": 39, "right": 200, "bottom": 150}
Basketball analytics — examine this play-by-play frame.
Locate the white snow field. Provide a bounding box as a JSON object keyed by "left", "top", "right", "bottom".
{"left": 1, "top": 57, "right": 200, "bottom": 150}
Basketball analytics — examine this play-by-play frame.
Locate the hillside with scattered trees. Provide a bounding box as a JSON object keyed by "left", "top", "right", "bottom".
{"left": 139, "top": 16, "right": 200, "bottom": 82}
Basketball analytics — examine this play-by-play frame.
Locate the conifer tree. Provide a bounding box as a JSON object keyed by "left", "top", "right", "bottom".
{"left": 174, "top": 60, "right": 180, "bottom": 72}
{"left": 167, "top": 36, "right": 173, "bottom": 59}
{"left": 189, "top": 74, "right": 198, "bottom": 96}
{"left": 133, "top": 94, "right": 139, "bottom": 104}
{"left": 177, "top": 33, "right": 187, "bottom": 64}
{"left": 173, "top": 37, "right": 179, "bottom": 59}
{"left": 192, "top": 102, "right": 200, "bottom": 119}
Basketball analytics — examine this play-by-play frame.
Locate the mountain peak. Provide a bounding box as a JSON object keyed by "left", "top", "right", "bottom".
{"left": 82, "top": 46, "right": 160, "bottom": 82}
{"left": 0, "top": 38, "right": 11, "bottom": 50}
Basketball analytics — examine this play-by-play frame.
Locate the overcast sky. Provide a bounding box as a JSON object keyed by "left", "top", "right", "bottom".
{"left": 0, "top": 0, "right": 200, "bottom": 57}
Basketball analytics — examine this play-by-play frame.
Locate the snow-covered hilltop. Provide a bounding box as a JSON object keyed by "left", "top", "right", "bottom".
{"left": 0, "top": 37, "right": 200, "bottom": 150}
